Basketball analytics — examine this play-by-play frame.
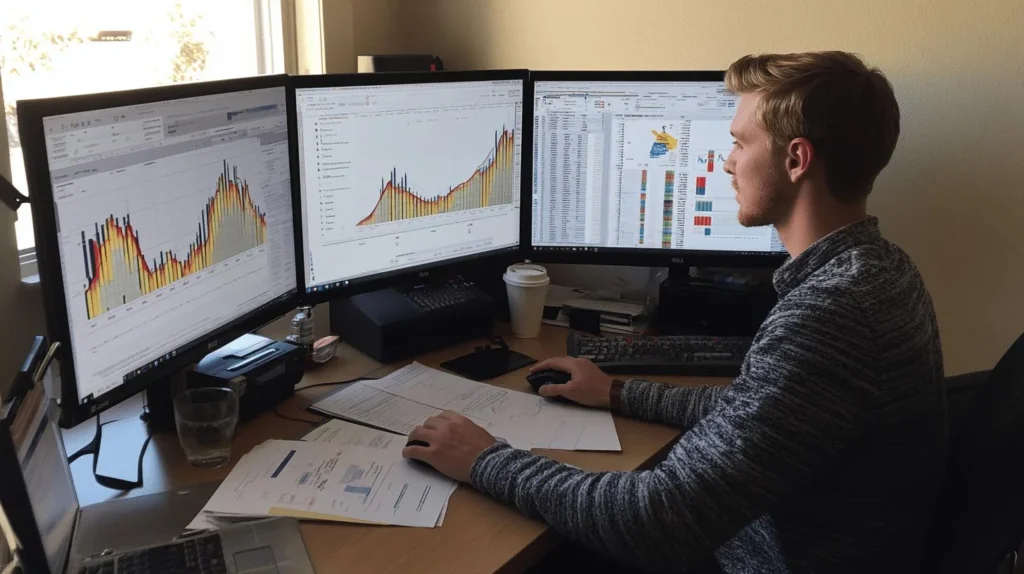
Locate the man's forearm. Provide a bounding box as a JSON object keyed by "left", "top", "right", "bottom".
{"left": 470, "top": 442, "right": 716, "bottom": 572}
{"left": 616, "top": 379, "right": 726, "bottom": 428}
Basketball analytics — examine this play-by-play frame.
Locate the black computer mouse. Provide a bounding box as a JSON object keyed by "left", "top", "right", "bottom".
{"left": 405, "top": 440, "right": 435, "bottom": 471}
{"left": 526, "top": 369, "right": 572, "bottom": 393}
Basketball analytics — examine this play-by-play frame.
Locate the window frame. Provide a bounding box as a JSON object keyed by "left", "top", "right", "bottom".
{"left": 4, "top": 0, "right": 299, "bottom": 279}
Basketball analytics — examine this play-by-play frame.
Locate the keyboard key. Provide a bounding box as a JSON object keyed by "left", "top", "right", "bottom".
{"left": 567, "top": 332, "right": 751, "bottom": 377}
{"left": 79, "top": 534, "right": 226, "bottom": 574}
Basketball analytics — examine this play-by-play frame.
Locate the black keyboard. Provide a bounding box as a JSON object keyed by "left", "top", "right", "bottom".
{"left": 82, "top": 533, "right": 227, "bottom": 574}
{"left": 401, "top": 279, "right": 481, "bottom": 312}
{"left": 566, "top": 331, "right": 752, "bottom": 376}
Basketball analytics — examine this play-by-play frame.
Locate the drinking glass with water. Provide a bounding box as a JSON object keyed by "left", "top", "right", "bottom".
{"left": 173, "top": 387, "right": 239, "bottom": 468}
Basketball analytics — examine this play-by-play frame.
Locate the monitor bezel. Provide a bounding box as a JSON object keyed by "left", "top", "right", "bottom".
{"left": 287, "top": 69, "right": 531, "bottom": 305}
{"left": 17, "top": 75, "right": 302, "bottom": 428}
{"left": 525, "top": 70, "right": 789, "bottom": 269}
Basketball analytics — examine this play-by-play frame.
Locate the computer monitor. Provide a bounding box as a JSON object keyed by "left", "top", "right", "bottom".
{"left": 528, "top": 72, "right": 788, "bottom": 267}
{"left": 17, "top": 76, "right": 300, "bottom": 428}
{"left": 289, "top": 70, "right": 527, "bottom": 302}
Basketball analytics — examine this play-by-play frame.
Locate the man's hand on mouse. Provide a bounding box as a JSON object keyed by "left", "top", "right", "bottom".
{"left": 403, "top": 411, "right": 498, "bottom": 483}
{"left": 529, "top": 357, "right": 613, "bottom": 408}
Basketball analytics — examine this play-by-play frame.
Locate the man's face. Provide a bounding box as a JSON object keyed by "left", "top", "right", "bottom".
{"left": 723, "top": 93, "right": 794, "bottom": 227}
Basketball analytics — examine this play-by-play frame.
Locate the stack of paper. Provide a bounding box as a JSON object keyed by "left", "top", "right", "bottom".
{"left": 543, "top": 284, "right": 648, "bottom": 335}
{"left": 310, "top": 362, "right": 621, "bottom": 452}
{"left": 188, "top": 420, "right": 457, "bottom": 530}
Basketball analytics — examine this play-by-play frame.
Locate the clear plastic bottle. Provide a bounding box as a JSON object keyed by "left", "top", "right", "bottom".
{"left": 287, "top": 305, "right": 315, "bottom": 354}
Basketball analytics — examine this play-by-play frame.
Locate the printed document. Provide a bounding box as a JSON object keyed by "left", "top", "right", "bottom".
{"left": 311, "top": 363, "right": 620, "bottom": 451}
{"left": 193, "top": 439, "right": 456, "bottom": 528}
{"left": 300, "top": 418, "right": 452, "bottom": 527}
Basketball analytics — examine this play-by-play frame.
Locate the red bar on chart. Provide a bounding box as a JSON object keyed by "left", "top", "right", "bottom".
{"left": 707, "top": 150, "right": 715, "bottom": 172}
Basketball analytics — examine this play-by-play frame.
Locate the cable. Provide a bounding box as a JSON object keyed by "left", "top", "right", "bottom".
{"left": 296, "top": 376, "right": 379, "bottom": 392}
{"left": 272, "top": 405, "right": 322, "bottom": 426}
{"left": 67, "top": 412, "right": 151, "bottom": 490}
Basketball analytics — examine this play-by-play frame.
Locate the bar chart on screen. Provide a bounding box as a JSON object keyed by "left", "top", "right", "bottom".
{"left": 311, "top": 104, "right": 520, "bottom": 242}
{"left": 683, "top": 120, "right": 775, "bottom": 251}
{"left": 356, "top": 127, "right": 516, "bottom": 226}
{"left": 697, "top": 149, "right": 729, "bottom": 172}
{"left": 81, "top": 160, "right": 267, "bottom": 319}
{"left": 296, "top": 79, "right": 525, "bottom": 286}
{"left": 52, "top": 139, "right": 278, "bottom": 327}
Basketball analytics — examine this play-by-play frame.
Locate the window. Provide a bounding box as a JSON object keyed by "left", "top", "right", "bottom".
{"left": 1, "top": 0, "right": 288, "bottom": 261}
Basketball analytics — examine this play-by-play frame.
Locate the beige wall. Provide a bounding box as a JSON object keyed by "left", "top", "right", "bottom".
{"left": 322, "top": 0, "right": 356, "bottom": 73}
{"left": 322, "top": 0, "right": 412, "bottom": 73}
{"left": 339, "top": 0, "right": 1024, "bottom": 376}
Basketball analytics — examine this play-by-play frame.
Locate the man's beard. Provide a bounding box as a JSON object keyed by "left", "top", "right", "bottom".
{"left": 736, "top": 163, "right": 792, "bottom": 227}
{"left": 737, "top": 185, "right": 787, "bottom": 227}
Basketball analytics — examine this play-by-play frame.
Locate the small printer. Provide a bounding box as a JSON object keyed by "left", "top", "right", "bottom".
{"left": 189, "top": 334, "right": 305, "bottom": 421}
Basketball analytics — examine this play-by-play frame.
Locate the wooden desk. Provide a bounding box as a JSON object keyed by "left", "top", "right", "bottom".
{"left": 66, "top": 324, "right": 727, "bottom": 573}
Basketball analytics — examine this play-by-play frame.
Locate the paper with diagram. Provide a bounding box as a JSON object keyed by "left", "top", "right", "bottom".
{"left": 311, "top": 363, "right": 621, "bottom": 451}
{"left": 301, "top": 419, "right": 451, "bottom": 526}
{"left": 193, "top": 439, "right": 457, "bottom": 528}
{"left": 189, "top": 420, "right": 454, "bottom": 530}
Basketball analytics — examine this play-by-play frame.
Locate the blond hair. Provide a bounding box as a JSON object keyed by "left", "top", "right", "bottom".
{"left": 725, "top": 51, "right": 900, "bottom": 200}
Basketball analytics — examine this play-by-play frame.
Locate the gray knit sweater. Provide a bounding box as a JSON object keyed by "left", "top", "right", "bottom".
{"left": 471, "top": 217, "right": 947, "bottom": 573}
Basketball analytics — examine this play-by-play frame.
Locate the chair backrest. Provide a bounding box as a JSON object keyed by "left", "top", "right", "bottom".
{"left": 926, "top": 331, "right": 1024, "bottom": 573}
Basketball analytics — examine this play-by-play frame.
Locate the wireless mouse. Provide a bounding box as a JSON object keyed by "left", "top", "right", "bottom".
{"left": 526, "top": 369, "right": 572, "bottom": 393}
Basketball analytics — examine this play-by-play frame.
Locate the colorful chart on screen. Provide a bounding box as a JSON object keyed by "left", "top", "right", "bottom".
{"left": 42, "top": 87, "right": 296, "bottom": 402}
{"left": 296, "top": 79, "right": 524, "bottom": 288}
{"left": 531, "top": 79, "right": 785, "bottom": 254}
{"left": 355, "top": 127, "right": 516, "bottom": 227}
{"left": 81, "top": 158, "right": 267, "bottom": 319}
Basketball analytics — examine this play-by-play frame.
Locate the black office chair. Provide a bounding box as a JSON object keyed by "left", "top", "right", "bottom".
{"left": 925, "top": 331, "right": 1024, "bottom": 573}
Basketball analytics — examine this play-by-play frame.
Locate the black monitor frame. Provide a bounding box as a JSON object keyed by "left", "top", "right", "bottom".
{"left": 17, "top": 75, "right": 302, "bottom": 428}
{"left": 524, "top": 71, "right": 788, "bottom": 269}
{"left": 287, "top": 69, "right": 531, "bottom": 306}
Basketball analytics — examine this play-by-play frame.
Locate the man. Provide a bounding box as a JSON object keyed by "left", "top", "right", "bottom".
{"left": 403, "top": 52, "right": 946, "bottom": 573}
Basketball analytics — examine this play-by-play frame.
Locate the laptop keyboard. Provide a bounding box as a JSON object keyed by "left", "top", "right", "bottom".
{"left": 81, "top": 533, "right": 227, "bottom": 574}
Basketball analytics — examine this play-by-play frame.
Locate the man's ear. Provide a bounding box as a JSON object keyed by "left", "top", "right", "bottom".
{"left": 786, "top": 137, "right": 814, "bottom": 183}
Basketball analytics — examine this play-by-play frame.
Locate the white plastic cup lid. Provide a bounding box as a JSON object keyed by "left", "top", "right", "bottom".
{"left": 503, "top": 263, "right": 550, "bottom": 287}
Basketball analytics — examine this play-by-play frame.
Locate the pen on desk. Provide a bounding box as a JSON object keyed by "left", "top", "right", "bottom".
{"left": 174, "top": 528, "right": 211, "bottom": 541}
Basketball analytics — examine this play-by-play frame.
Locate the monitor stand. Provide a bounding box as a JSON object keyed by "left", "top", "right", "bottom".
{"left": 330, "top": 272, "right": 496, "bottom": 363}
{"left": 656, "top": 263, "right": 777, "bottom": 336}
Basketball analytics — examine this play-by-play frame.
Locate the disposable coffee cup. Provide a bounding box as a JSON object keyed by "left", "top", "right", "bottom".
{"left": 504, "top": 263, "right": 550, "bottom": 338}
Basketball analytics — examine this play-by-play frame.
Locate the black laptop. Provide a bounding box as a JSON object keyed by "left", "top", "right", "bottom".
{"left": 1, "top": 373, "right": 316, "bottom": 573}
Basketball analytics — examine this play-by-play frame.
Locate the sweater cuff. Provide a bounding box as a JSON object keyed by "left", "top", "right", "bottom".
{"left": 616, "top": 378, "right": 649, "bottom": 418}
